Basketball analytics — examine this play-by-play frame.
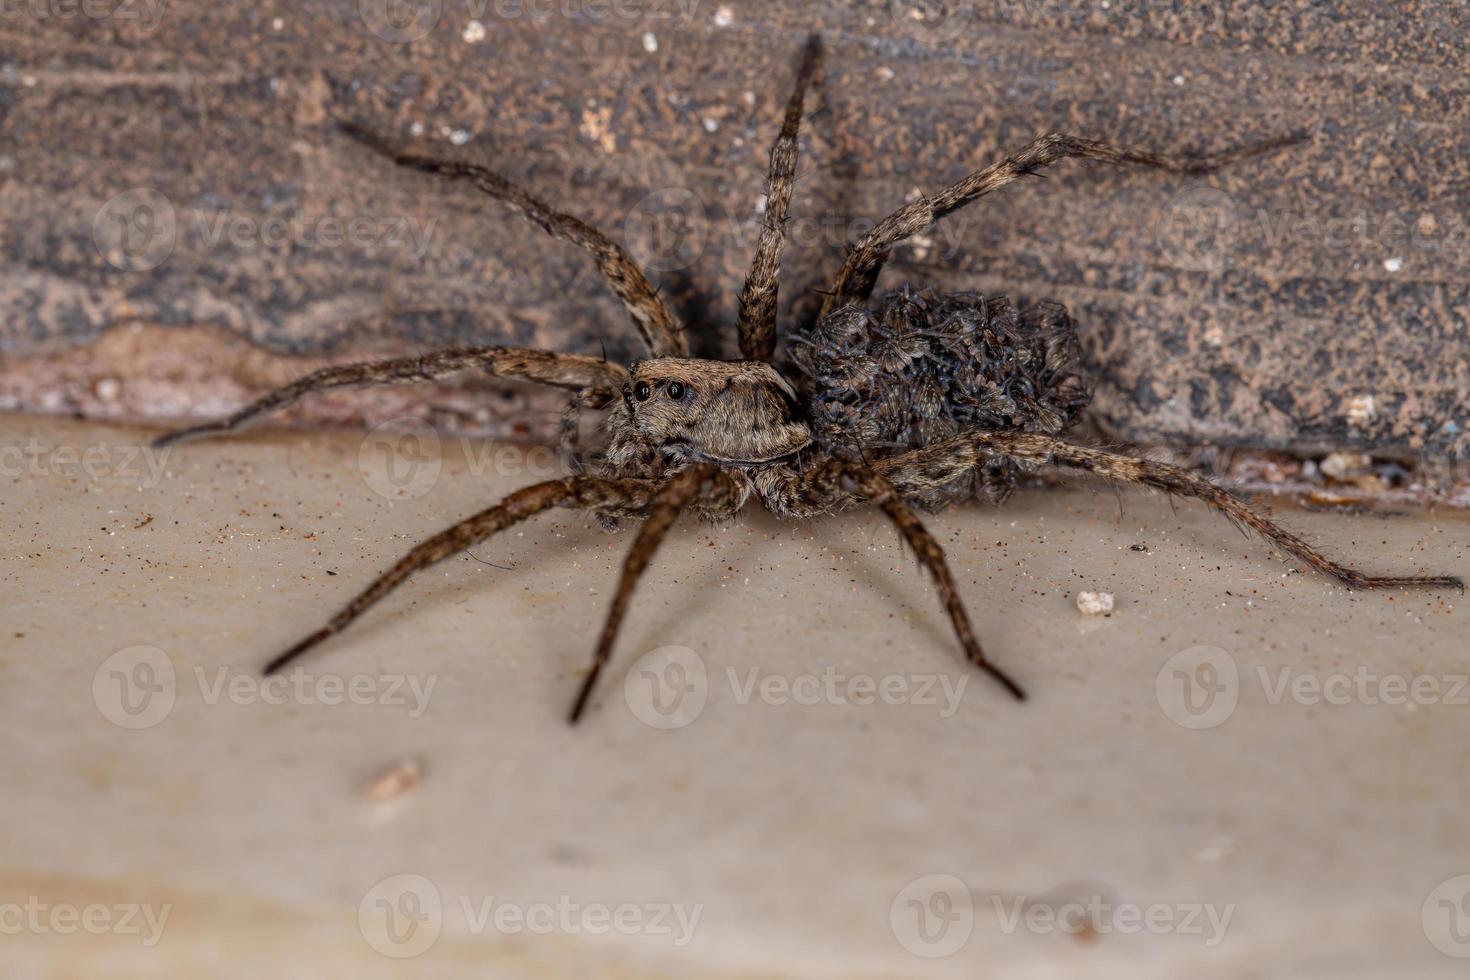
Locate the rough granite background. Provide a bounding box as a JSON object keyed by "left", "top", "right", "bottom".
{"left": 1, "top": 0, "right": 1468, "bottom": 462}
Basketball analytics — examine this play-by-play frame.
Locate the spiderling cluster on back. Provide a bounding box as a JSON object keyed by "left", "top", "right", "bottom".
{"left": 794, "top": 287, "right": 1090, "bottom": 509}
{"left": 152, "top": 34, "right": 1461, "bottom": 724}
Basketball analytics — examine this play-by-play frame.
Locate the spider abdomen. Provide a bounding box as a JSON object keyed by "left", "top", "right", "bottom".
{"left": 794, "top": 287, "right": 1092, "bottom": 506}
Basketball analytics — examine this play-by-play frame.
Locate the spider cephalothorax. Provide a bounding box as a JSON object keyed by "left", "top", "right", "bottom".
{"left": 614, "top": 358, "right": 810, "bottom": 468}
{"left": 153, "top": 35, "right": 1461, "bottom": 723}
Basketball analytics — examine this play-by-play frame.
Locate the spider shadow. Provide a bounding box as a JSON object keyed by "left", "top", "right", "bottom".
{"left": 600, "top": 516, "right": 768, "bottom": 669}
{"left": 802, "top": 508, "right": 979, "bottom": 666}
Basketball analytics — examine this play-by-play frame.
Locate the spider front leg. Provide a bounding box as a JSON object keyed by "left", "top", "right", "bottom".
{"left": 339, "top": 123, "right": 686, "bottom": 358}
{"left": 736, "top": 33, "right": 821, "bottom": 362}
{"left": 153, "top": 347, "right": 625, "bottom": 447}
{"left": 569, "top": 463, "right": 721, "bottom": 723}
{"left": 820, "top": 129, "right": 1308, "bottom": 318}
{"left": 876, "top": 433, "right": 1463, "bottom": 591}
{"left": 260, "top": 475, "right": 664, "bottom": 676}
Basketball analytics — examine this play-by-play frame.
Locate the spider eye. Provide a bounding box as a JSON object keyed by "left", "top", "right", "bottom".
{"left": 667, "top": 381, "right": 686, "bottom": 400}
{"left": 634, "top": 382, "right": 652, "bottom": 401}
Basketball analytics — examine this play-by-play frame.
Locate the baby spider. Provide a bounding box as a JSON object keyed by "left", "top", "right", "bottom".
{"left": 155, "top": 35, "right": 1461, "bottom": 723}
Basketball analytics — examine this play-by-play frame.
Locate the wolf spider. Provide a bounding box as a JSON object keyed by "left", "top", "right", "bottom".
{"left": 155, "top": 36, "right": 1460, "bottom": 722}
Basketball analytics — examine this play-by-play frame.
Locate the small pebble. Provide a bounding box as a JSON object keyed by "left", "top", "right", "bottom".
{"left": 1076, "top": 591, "right": 1115, "bottom": 616}
{"left": 1345, "top": 394, "right": 1378, "bottom": 426}
{"left": 1320, "top": 451, "right": 1372, "bottom": 481}
{"left": 361, "top": 758, "right": 423, "bottom": 802}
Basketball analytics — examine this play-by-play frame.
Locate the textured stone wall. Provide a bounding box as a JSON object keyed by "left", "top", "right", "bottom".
{"left": 1, "top": 1, "right": 1467, "bottom": 459}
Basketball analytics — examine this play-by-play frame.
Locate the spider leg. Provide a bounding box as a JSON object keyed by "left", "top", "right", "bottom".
{"left": 153, "top": 347, "right": 624, "bottom": 447}
{"left": 853, "top": 469, "right": 1026, "bottom": 700}
{"left": 569, "top": 463, "right": 715, "bottom": 723}
{"left": 339, "top": 122, "right": 687, "bottom": 358}
{"left": 819, "top": 129, "right": 1307, "bottom": 319}
{"left": 736, "top": 33, "right": 822, "bottom": 362}
{"left": 261, "top": 475, "right": 664, "bottom": 676}
{"left": 876, "top": 432, "right": 1462, "bottom": 591}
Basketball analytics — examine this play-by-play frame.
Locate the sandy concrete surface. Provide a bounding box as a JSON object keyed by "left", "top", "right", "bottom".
{"left": 3, "top": 412, "right": 1470, "bottom": 978}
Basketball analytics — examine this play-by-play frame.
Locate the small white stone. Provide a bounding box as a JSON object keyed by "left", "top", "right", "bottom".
{"left": 1076, "top": 591, "right": 1115, "bottom": 616}
{"left": 703, "top": 117, "right": 719, "bottom": 133}
{"left": 1173, "top": 74, "right": 1185, "bottom": 86}
{"left": 642, "top": 31, "right": 658, "bottom": 53}
{"left": 1383, "top": 256, "right": 1403, "bottom": 272}
{"left": 1345, "top": 394, "right": 1378, "bottom": 426}
{"left": 713, "top": 5, "right": 734, "bottom": 27}
{"left": 449, "top": 129, "right": 470, "bottom": 146}
{"left": 409, "top": 121, "right": 425, "bottom": 137}
{"left": 1320, "top": 451, "right": 1372, "bottom": 481}
{"left": 462, "top": 20, "right": 486, "bottom": 43}
{"left": 271, "top": 17, "right": 284, "bottom": 31}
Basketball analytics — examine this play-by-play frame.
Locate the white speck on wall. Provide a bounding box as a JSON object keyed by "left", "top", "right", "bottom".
{"left": 271, "top": 17, "right": 283, "bottom": 31}
{"left": 642, "top": 32, "right": 658, "bottom": 53}
{"left": 449, "top": 129, "right": 470, "bottom": 146}
{"left": 580, "top": 105, "right": 617, "bottom": 154}
{"left": 462, "top": 20, "right": 485, "bottom": 43}
{"left": 1345, "top": 394, "right": 1378, "bottom": 426}
{"left": 1383, "top": 256, "right": 1403, "bottom": 272}
{"left": 713, "top": 5, "right": 734, "bottom": 27}
{"left": 743, "top": 90, "right": 756, "bottom": 106}
{"left": 703, "top": 117, "right": 719, "bottom": 133}
{"left": 1076, "top": 591, "right": 1115, "bottom": 616}
{"left": 409, "top": 121, "right": 424, "bottom": 137}
{"left": 877, "top": 66, "right": 895, "bottom": 81}
{"left": 1173, "top": 74, "right": 1185, "bottom": 86}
